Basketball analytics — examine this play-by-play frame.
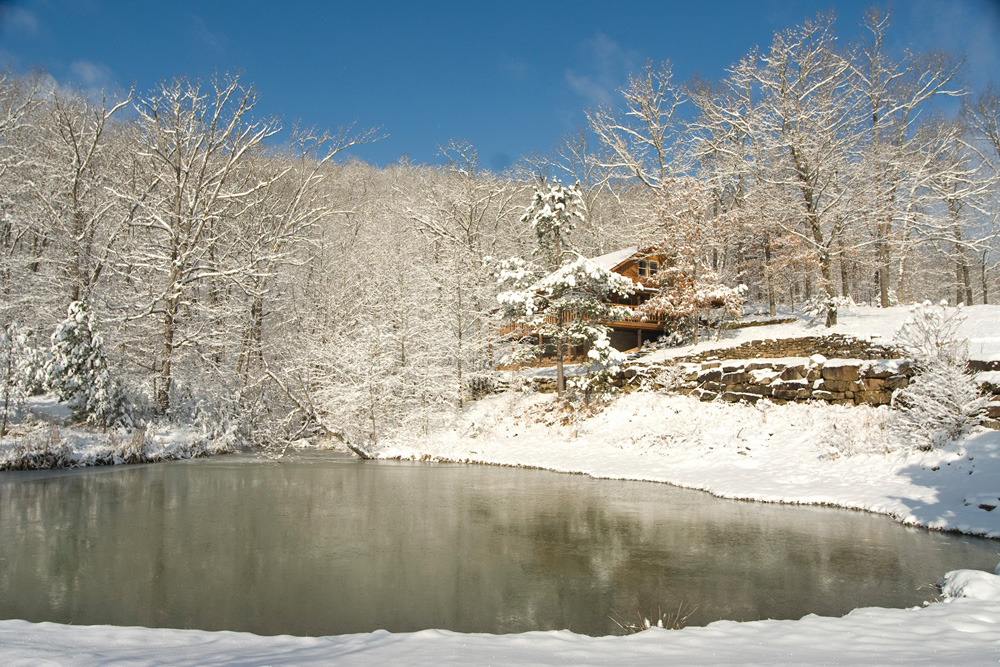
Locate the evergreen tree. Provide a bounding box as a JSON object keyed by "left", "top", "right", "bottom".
{"left": 1, "top": 322, "right": 40, "bottom": 436}
{"left": 45, "top": 301, "right": 128, "bottom": 426}
{"left": 497, "top": 180, "right": 635, "bottom": 396}
{"left": 891, "top": 301, "right": 987, "bottom": 448}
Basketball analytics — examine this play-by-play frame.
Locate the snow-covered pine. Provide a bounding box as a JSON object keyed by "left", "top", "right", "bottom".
{"left": 497, "top": 254, "right": 636, "bottom": 397}
{"left": 45, "top": 301, "right": 128, "bottom": 427}
{"left": 497, "top": 181, "right": 638, "bottom": 396}
{"left": 521, "top": 179, "right": 584, "bottom": 271}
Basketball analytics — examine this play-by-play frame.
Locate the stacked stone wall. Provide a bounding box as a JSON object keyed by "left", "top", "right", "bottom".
{"left": 672, "top": 334, "right": 902, "bottom": 365}
{"left": 643, "top": 356, "right": 912, "bottom": 407}
{"left": 524, "top": 335, "right": 998, "bottom": 429}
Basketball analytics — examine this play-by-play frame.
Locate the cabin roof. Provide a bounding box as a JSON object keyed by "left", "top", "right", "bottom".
{"left": 589, "top": 247, "right": 641, "bottom": 273}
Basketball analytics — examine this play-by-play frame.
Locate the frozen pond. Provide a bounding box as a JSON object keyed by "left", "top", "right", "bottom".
{"left": 0, "top": 451, "right": 996, "bottom": 636}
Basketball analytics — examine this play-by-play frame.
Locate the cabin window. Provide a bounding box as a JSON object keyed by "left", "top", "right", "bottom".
{"left": 638, "top": 260, "right": 648, "bottom": 277}
{"left": 649, "top": 261, "right": 659, "bottom": 277}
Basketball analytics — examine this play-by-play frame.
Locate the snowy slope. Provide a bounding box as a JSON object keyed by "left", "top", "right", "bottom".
{"left": 640, "top": 304, "right": 1000, "bottom": 362}
{"left": 380, "top": 391, "right": 1000, "bottom": 537}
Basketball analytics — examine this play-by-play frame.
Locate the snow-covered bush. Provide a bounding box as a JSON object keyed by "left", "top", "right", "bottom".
{"left": 891, "top": 357, "right": 988, "bottom": 449}
{"left": 895, "top": 300, "right": 968, "bottom": 363}
{"left": 820, "top": 404, "right": 894, "bottom": 457}
{"left": 45, "top": 301, "right": 130, "bottom": 427}
{"left": 891, "top": 301, "right": 987, "bottom": 449}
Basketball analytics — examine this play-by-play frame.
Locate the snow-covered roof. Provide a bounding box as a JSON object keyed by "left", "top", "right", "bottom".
{"left": 589, "top": 247, "right": 640, "bottom": 272}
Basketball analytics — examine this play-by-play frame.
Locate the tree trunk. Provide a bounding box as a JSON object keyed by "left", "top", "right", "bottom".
{"left": 157, "top": 304, "right": 175, "bottom": 414}
{"left": 764, "top": 237, "right": 776, "bottom": 316}
{"left": 876, "top": 220, "right": 891, "bottom": 308}
{"left": 982, "top": 251, "right": 990, "bottom": 305}
{"left": 555, "top": 312, "right": 565, "bottom": 397}
{"left": 840, "top": 253, "right": 850, "bottom": 299}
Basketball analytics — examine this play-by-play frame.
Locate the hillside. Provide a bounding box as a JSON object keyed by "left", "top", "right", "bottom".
{"left": 381, "top": 304, "right": 1000, "bottom": 537}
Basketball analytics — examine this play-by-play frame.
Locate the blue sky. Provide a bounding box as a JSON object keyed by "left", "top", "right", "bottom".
{"left": 1, "top": 0, "right": 998, "bottom": 170}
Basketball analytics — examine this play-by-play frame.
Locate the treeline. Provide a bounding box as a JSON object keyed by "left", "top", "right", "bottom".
{"left": 1, "top": 8, "right": 997, "bottom": 447}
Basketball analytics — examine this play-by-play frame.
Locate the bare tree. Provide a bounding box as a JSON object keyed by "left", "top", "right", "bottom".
{"left": 27, "top": 87, "right": 132, "bottom": 304}
{"left": 854, "top": 7, "right": 964, "bottom": 307}
{"left": 118, "top": 74, "right": 279, "bottom": 413}
{"left": 588, "top": 60, "right": 687, "bottom": 197}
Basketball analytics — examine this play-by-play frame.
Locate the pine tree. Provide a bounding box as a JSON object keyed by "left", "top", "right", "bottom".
{"left": 497, "top": 180, "right": 635, "bottom": 396}
{"left": 45, "top": 301, "right": 127, "bottom": 427}
{"left": 1, "top": 322, "right": 37, "bottom": 436}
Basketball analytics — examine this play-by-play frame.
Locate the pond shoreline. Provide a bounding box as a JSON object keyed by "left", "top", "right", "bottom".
{"left": 377, "top": 391, "right": 1000, "bottom": 540}
{"left": 379, "top": 449, "right": 998, "bottom": 540}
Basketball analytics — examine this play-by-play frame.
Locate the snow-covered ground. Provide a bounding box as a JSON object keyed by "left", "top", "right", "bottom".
{"left": 0, "top": 396, "right": 234, "bottom": 470}
{"left": 641, "top": 303, "right": 1000, "bottom": 363}
{"left": 3, "top": 304, "right": 1000, "bottom": 664}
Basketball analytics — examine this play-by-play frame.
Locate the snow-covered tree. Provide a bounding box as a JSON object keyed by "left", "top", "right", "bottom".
{"left": 892, "top": 301, "right": 987, "bottom": 448}
{"left": 405, "top": 141, "right": 524, "bottom": 407}
{"left": 45, "top": 301, "right": 127, "bottom": 427}
{"left": 854, "top": 7, "right": 964, "bottom": 308}
{"left": 638, "top": 177, "right": 744, "bottom": 343}
{"left": 118, "top": 74, "right": 280, "bottom": 413}
{"left": 497, "top": 182, "right": 636, "bottom": 396}
{"left": 588, "top": 60, "right": 687, "bottom": 196}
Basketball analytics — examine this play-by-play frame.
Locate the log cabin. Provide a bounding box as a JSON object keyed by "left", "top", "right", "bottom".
{"left": 590, "top": 247, "right": 668, "bottom": 351}
{"left": 498, "top": 247, "right": 668, "bottom": 355}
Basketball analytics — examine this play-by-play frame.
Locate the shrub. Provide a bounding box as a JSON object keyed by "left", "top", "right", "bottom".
{"left": 891, "top": 302, "right": 987, "bottom": 449}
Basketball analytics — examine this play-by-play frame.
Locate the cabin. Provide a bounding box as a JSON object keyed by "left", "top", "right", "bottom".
{"left": 589, "top": 247, "right": 668, "bottom": 351}
{"left": 497, "top": 247, "right": 668, "bottom": 356}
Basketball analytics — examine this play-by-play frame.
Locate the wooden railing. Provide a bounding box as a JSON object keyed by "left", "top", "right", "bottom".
{"left": 494, "top": 306, "right": 664, "bottom": 337}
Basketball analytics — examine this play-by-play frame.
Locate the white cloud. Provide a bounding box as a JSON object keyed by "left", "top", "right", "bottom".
{"left": 70, "top": 60, "right": 112, "bottom": 87}
{"left": 0, "top": 5, "right": 39, "bottom": 35}
{"left": 565, "top": 70, "right": 613, "bottom": 107}
{"left": 565, "top": 32, "right": 639, "bottom": 108}
{"left": 68, "top": 60, "right": 117, "bottom": 101}
{"left": 190, "top": 14, "right": 226, "bottom": 53}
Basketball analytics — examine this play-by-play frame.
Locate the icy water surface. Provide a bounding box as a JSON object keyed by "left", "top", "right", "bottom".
{"left": 0, "top": 451, "right": 997, "bottom": 636}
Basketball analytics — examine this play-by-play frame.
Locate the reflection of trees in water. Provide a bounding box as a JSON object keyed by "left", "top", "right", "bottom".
{"left": 0, "top": 458, "right": 995, "bottom": 636}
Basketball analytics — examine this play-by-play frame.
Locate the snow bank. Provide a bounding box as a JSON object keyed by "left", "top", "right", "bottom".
{"left": 0, "top": 396, "right": 234, "bottom": 470}
{"left": 3, "top": 567, "right": 999, "bottom": 665}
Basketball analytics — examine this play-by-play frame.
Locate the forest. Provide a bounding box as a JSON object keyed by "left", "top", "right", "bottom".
{"left": 1, "top": 10, "right": 998, "bottom": 451}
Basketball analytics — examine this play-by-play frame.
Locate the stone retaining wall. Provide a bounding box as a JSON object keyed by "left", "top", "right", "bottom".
{"left": 672, "top": 334, "right": 902, "bottom": 365}
{"left": 642, "top": 356, "right": 911, "bottom": 406}
{"left": 524, "top": 335, "right": 998, "bottom": 428}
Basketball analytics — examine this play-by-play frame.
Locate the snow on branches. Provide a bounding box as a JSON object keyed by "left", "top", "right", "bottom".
{"left": 496, "top": 180, "right": 635, "bottom": 397}
{"left": 891, "top": 301, "right": 988, "bottom": 449}
{"left": 1, "top": 322, "right": 43, "bottom": 436}
{"left": 45, "top": 301, "right": 129, "bottom": 427}
{"left": 521, "top": 180, "right": 585, "bottom": 270}
{"left": 638, "top": 177, "right": 745, "bottom": 342}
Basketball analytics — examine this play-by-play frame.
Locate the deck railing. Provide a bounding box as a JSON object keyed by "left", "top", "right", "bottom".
{"left": 494, "top": 305, "right": 663, "bottom": 337}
